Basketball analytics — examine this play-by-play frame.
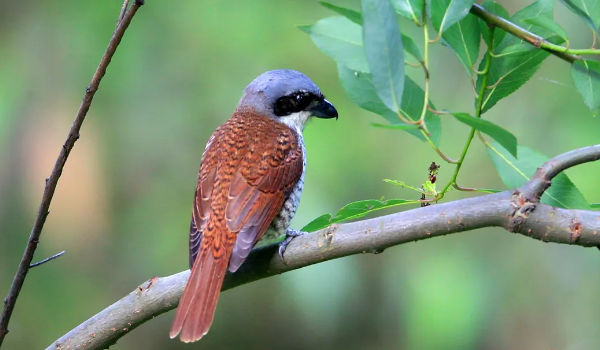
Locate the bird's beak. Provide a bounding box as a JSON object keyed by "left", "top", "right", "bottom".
{"left": 310, "top": 99, "right": 338, "bottom": 120}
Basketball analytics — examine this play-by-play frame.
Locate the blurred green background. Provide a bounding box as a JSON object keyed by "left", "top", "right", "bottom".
{"left": 1, "top": 0, "right": 600, "bottom": 349}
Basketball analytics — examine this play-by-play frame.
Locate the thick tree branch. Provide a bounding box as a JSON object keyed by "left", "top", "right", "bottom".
{"left": 0, "top": 1, "right": 145, "bottom": 346}
{"left": 46, "top": 146, "right": 600, "bottom": 350}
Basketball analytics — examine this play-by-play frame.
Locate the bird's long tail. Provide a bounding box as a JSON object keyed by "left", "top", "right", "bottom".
{"left": 170, "top": 248, "right": 231, "bottom": 342}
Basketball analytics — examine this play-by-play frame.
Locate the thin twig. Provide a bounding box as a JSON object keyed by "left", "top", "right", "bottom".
{"left": 116, "top": 0, "right": 132, "bottom": 28}
{"left": 0, "top": 0, "right": 145, "bottom": 346}
{"left": 46, "top": 144, "right": 600, "bottom": 349}
{"left": 470, "top": 4, "right": 580, "bottom": 63}
{"left": 29, "top": 251, "right": 66, "bottom": 268}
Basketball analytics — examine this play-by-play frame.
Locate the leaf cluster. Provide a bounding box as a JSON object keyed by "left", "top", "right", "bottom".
{"left": 301, "top": 0, "right": 600, "bottom": 231}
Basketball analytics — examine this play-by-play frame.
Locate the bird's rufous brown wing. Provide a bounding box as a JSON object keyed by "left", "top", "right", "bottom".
{"left": 170, "top": 112, "right": 304, "bottom": 342}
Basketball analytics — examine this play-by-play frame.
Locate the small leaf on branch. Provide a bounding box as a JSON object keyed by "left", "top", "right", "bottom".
{"left": 486, "top": 142, "right": 589, "bottom": 209}
{"left": 362, "top": 0, "right": 405, "bottom": 114}
{"left": 302, "top": 198, "right": 416, "bottom": 232}
{"left": 383, "top": 179, "right": 426, "bottom": 193}
{"left": 429, "top": 0, "right": 476, "bottom": 35}
{"left": 591, "top": 203, "right": 600, "bottom": 209}
{"left": 422, "top": 180, "right": 437, "bottom": 196}
{"left": 452, "top": 112, "right": 517, "bottom": 157}
{"left": 392, "top": 0, "right": 424, "bottom": 23}
{"left": 522, "top": 17, "right": 569, "bottom": 42}
{"left": 559, "top": 0, "right": 600, "bottom": 32}
{"left": 570, "top": 60, "right": 600, "bottom": 117}
{"left": 301, "top": 214, "right": 333, "bottom": 232}
{"left": 402, "top": 34, "right": 423, "bottom": 62}
{"left": 438, "top": 14, "right": 481, "bottom": 76}
{"left": 496, "top": 44, "right": 536, "bottom": 58}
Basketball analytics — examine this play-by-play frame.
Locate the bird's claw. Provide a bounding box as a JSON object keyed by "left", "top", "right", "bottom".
{"left": 278, "top": 229, "right": 306, "bottom": 262}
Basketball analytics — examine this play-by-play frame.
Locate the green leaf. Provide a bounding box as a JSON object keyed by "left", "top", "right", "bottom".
{"left": 305, "top": 8, "right": 422, "bottom": 65}
{"left": 439, "top": 13, "right": 480, "bottom": 76}
{"left": 559, "top": 0, "right": 600, "bottom": 32}
{"left": 319, "top": 2, "right": 363, "bottom": 25}
{"left": 478, "top": 1, "right": 509, "bottom": 49}
{"left": 302, "top": 199, "right": 416, "bottom": 232}
{"left": 452, "top": 113, "right": 517, "bottom": 157}
{"left": 333, "top": 199, "right": 413, "bottom": 221}
{"left": 371, "top": 123, "right": 420, "bottom": 130}
{"left": 362, "top": 0, "right": 405, "bottom": 113}
{"left": 476, "top": 0, "right": 564, "bottom": 113}
{"left": 337, "top": 65, "right": 401, "bottom": 124}
{"left": 337, "top": 64, "right": 441, "bottom": 146}
{"left": 299, "top": 17, "right": 368, "bottom": 72}
{"left": 402, "top": 34, "right": 423, "bottom": 62}
{"left": 591, "top": 203, "right": 600, "bottom": 209}
{"left": 384, "top": 179, "right": 426, "bottom": 193}
{"left": 429, "top": 0, "right": 476, "bottom": 35}
{"left": 570, "top": 60, "right": 600, "bottom": 116}
{"left": 392, "top": 0, "right": 424, "bottom": 23}
{"left": 496, "top": 43, "right": 536, "bottom": 58}
{"left": 301, "top": 214, "right": 333, "bottom": 232}
{"left": 486, "top": 142, "right": 589, "bottom": 209}
{"left": 522, "top": 17, "right": 569, "bottom": 42}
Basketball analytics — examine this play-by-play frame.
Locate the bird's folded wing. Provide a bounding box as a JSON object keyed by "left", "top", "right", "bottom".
{"left": 225, "top": 130, "right": 303, "bottom": 272}
{"left": 189, "top": 124, "right": 304, "bottom": 272}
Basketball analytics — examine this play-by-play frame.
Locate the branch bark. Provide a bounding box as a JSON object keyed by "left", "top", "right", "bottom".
{"left": 0, "top": 1, "right": 145, "bottom": 346}
{"left": 46, "top": 145, "right": 600, "bottom": 350}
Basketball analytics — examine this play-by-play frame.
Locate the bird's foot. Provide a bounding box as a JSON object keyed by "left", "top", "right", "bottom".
{"left": 278, "top": 229, "right": 306, "bottom": 262}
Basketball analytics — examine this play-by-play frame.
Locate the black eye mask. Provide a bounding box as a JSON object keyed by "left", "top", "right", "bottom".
{"left": 273, "top": 91, "right": 323, "bottom": 117}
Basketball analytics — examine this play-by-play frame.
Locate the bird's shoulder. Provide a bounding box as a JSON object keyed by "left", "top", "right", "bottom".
{"left": 203, "top": 110, "right": 302, "bottom": 173}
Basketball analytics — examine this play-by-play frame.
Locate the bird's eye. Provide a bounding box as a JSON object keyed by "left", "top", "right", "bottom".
{"left": 273, "top": 96, "right": 298, "bottom": 116}
{"left": 274, "top": 91, "right": 319, "bottom": 117}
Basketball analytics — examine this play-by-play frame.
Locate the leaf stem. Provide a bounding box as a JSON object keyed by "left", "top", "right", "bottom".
{"left": 418, "top": 19, "right": 430, "bottom": 125}
{"left": 405, "top": 60, "right": 422, "bottom": 67}
{"left": 452, "top": 184, "right": 500, "bottom": 193}
{"left": 438, "top": 26, "right": 496, "bottom": 199}
{"left": 421, "top": 130, "right": 459, "bottom": 164}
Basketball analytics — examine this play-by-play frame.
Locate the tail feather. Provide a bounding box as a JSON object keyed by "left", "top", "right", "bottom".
{"left": 170, "top": 249, "right": 230, "bottom": 342}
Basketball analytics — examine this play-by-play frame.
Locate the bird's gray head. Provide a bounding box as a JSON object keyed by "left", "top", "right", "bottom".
{"left": 237, "top": 69, "right": 338, "bottom": 132}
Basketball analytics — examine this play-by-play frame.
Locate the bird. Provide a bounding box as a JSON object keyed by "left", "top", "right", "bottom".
{"left": 169, "top": 69, "right": 338, "bottom": 342}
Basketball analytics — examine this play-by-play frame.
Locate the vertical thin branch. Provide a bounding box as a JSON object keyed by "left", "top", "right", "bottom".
{"left": 0, "top": 0, "right": 145, "bottom": 346}
{"left": 116, "top": 0, "right": 132, "bottom": 28}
